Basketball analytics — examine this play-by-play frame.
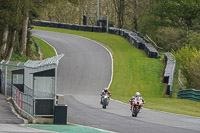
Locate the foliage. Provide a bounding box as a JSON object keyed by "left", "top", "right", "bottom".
{"left": 188, "top": 32, "right": 200, "bottom": 50}
{"left": 11, "top": 36, "right": 56, "bottom": 62}
{"left": 186, "top": 53, "right": 200, "bottom": 89}
{"left": 38, "top": 0, "right": 98, "bottom": 25}
{"left": 153, "top": 27, "right": 187, "bottom": 51}
{"left": 11, "top": 37, "right": 40, "bottom": 62}
{"left": 26, "top": 38, "right": 40, "bottom": 60}
{"left": 153, "top": 0, "right": 200, "bottom": 28}
{"left": 36, "top": 0, "right": 200, "bottom": 52}
{"left": 174, "top": 46, "right": 199, "bottom": 88}
{"left": 112, "top": 0, "right": 127, "bottom": 28}
{"left": 0, "top": 0, "right": 55, "bottom": 61}
{"left": 10, "top": 53, "right": 29, "bottom": 62}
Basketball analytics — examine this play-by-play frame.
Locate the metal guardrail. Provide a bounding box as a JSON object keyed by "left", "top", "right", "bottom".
{"left": 12, "top": 85, "right": 34, "bottom": 116}
{"left": 163, "top": 52, "right": 176, "bottom": 97}
{"left": 32, "top": 38, "right": 40, "bottom": 54}
{"left": 177, "top": 89, "right": 200, "bottom": 102}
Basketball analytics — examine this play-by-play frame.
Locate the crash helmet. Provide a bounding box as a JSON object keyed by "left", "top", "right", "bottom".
{"left": 135, "top": 92, "right": 140, "bottom": 96}
{"left": 104, "top": 88, "right": 108, "bottom": 92}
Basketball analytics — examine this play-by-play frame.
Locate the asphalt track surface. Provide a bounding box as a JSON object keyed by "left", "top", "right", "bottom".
{"left": 0, "top": 94, "right": 53, "bottom": 133}
{"left": 32, "top": 30, "right": 200, "bottom": 133}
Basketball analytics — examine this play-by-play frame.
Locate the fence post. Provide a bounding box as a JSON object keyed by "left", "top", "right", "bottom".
{"left": 0, "top": 61, "right": 3, "bottom": 94}
{"left": 11, "top": 73, "right": 13, "bottom": 97}
{"left": 106, "top": 16, "right": 109, "bottom": 33}
{"left": 5, "top": 61, "right": 9, "bottom": 96}
{"left": 54, "top": 66, "right": 57, "bottom": 105}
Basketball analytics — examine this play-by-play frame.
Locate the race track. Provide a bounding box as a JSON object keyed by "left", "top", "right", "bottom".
{"left": 32, "top": 30, "right": 200, "bottom": 133}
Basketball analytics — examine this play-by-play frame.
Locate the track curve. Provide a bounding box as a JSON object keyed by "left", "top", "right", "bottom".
{"left": 32, "top": 30, "right": 200, "bottom": 133}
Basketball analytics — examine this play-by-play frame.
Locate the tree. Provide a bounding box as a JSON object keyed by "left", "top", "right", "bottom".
{"left": 155, "top": 27, "right": 187, "bottom": 51}
{"left": 0, "top": 0, "right": 11, "bottom": 56}
{"left": 186, "top": 53, "right": 200, "bottom": 89}
{"left": 0, "top": 0, "right": 54, "bottom": 60}
{"left": 153, "top": 0, "right": 200, "bottom": 29}
{"left": 113, "top": 0, "right": 127, "bottom": 28}
{"left": 188, "top": 32, "right": 200, "bottom": 50}
{"left": 174, "top": 46, "right": 199, "bottom": 88}
{"left": 0, "top": 0, "right": 21, "bottom": 60}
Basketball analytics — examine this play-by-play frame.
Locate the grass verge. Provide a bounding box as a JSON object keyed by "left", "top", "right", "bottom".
{"left": 33, "top": 26, "right": 200, "bottom": 117}
{"left": 11, "top": 36, "right": 56, "bottom": 62}
{"left": 32, "top": 36, "right": 56, "bottom": 59}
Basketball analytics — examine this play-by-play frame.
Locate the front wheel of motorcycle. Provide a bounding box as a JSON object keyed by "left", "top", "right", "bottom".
{"left": 132, "top": 113, "right": 135, "bottom": 117}
{"left": 134, "top": 112, "right": 138, "bottom": 117}
{"left": 134, "top": 108, "right": 139, "bottom": 117}
{"left": 103, "top": 105, "right": 106, "bottom": 109}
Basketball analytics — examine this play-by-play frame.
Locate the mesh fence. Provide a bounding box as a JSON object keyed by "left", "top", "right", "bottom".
{"left": 0, "top": 60, "right": 24, "bottom": 96}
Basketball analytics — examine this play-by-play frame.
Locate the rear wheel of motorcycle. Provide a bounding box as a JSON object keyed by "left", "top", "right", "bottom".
{"left": 103, "top": 105, "right": 106, "bottom": 109}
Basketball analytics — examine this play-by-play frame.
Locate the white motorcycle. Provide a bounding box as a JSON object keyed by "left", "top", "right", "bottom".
{"left": 101, "top": 93, "right": 110, "bottom": 109}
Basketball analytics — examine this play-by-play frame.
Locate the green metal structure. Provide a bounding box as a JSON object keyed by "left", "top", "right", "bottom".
{"left": 177, "top": 89, "right": 200, "bottom": 102}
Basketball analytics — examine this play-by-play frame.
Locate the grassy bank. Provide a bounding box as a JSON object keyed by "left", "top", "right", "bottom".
{"left": 11, "top": 36, "right": 56, "bottom": 62}
{"left": 32, "top": 36, "right": 56, "bottom": 59}
{"left": 33, "top": 26, "right": 200, "bottom": 117}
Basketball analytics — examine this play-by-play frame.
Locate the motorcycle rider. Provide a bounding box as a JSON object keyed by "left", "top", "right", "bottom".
{"left": 129, "top": 92, "right": 145, "bottom": 112}
{"left": 100, "top": 88, "right": 111, "bottom": 104}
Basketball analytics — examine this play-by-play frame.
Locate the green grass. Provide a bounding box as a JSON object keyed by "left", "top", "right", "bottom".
{"left": 11, "top": 53, "right": 30, "bottom": 62}
{"left": 11, "top": 36, "right": 55, "bottom": 62}
{"left": 32, "top": 36, "right": 56, "bottom": 59}
{"left": 11, "top": 38, "right": 40, "bottom": 62}
{"left": 33, "top": 26, "right": 200, "bottom": 117}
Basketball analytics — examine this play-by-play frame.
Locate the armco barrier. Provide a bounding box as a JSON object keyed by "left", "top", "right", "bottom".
{"left": 163, "top": 52, "right": 176, "bottom": 97}
{"left": 51, "top": 22, "right": 59, "bottom": 28}
{"left": 177, "top": 89, "right": 200, "bottom": 102}
{"left": 78, "top": 25, "right": 86, "bottom": 31}
{"left": 32, "top": 20, "right": 160, "bottom": 58}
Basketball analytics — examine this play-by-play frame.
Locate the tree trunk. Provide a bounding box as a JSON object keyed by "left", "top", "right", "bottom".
{"left": 133, "top": 0, "right": 138, "bottom": 31}
{"left": 113, "top": 0, "right": 125, "bottom": 28}
{"left": 0, "top": 24, "right": 9, "bottom": 55}
{"left": 5, "top": 30, "right": 16, "bottom": 61}
{"left": 5, "top": 45, "right": 14, "bottom": 61}
{"left": 20, "top": 14, "right": 29, "bottom": 55}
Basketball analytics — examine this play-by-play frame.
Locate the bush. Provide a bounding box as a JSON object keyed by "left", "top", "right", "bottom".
{"left": 174, "top": 45, "right": 199, "bottom": 88}
{"left": 155, "top": 27, "right": 187, "bottom": 51}
{"left": 186, "top": 53, "right": 200, "bottom": 89}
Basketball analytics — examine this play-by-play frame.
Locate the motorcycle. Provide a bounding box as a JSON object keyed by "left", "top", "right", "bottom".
{"left": 130, "top": 97, "right": 143, "bottom": 117}
{"left": 101, "top": 93, "right": 110, "bottom": 109}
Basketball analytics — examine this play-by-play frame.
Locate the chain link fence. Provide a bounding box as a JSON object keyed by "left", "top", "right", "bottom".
{"left": 0, "top": 60, "right": 24, "bottom": 96}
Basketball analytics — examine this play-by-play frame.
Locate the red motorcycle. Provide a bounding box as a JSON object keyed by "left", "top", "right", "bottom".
{"left": 130, "top": 97, "right": 143, "bottom": 117}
